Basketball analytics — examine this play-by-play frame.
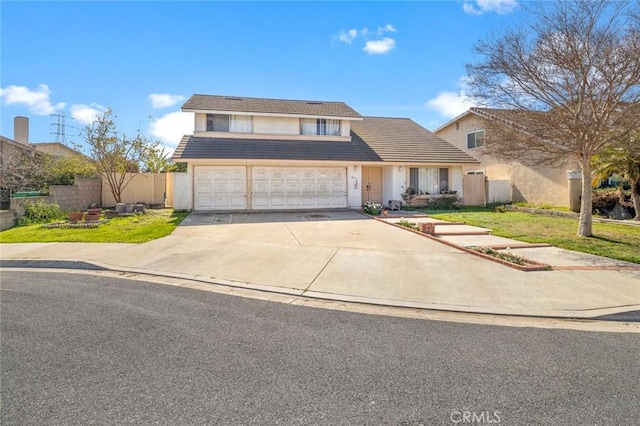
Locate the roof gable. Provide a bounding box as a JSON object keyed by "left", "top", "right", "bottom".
{"left": 352, "top": 117, "right": 479, "bottom": 164}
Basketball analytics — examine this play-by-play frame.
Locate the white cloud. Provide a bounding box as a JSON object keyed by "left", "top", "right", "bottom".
{"left": 70, "top": 103, "right": 107, "bottom": 125}
{"left": 337, "top": 24, "right": 397, "bottom": 54}
{"left": 363, "top": 38, "right": 396, "bottom": 55}
{"left": 338, "top": 29, "right": 358, "bottom": 44}
{"left": 149, "top": 111, "right": 194, "bottom": 149}
{"left": 0, "top": 84, "right": 65, "bottom": 115}
{"left": 463, "top": 0, "right": 518, "bottom": 15}
{"left": 148, "top": 93, "right": 186, "bottom": 109}
{"left": 424, "top": 77, "right": 475, "bottom": 118}
{"left": 425, "top": 92, "right": 473, "bottom": 118}
{"left": 377, "top": 24, "right": 396, "bottom": 35}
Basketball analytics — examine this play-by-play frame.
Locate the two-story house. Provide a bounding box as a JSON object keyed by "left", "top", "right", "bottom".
{"left": 172, "top": 94, "right": 479, "bottom": 211}
{"left": 435, "top": 107, "right": 581, "bottom": 208}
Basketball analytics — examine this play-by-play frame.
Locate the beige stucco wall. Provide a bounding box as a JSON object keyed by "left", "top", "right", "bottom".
{"left": 253, "top": 116, "right": 299, "bottom": 135}
{"left": 436, "top": 115, "right": 571, "bottom": 207}
{"left": 172, "top": 171, "right": 192, "bottom": 210}
{"left": 195, "top": 113, "right": 207, "bottom": 132}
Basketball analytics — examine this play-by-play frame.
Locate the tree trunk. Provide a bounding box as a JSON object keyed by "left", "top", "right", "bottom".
{"left": 578, "top": 159, "right": 593, "bottom": 237}
{"left": 632, "top": 178, "right": 640, "bottom": 221}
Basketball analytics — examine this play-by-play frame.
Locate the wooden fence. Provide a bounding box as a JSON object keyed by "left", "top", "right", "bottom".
{"left": 102, "top": 173, "right": 173, "bottom": 207}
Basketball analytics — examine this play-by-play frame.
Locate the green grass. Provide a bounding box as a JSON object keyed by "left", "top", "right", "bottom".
{"left": 423, "top": 207, "right": 640, "bottom": 264}
{"left": 511, "top": 201, "right": 572, "bottom": 212}
{"left": 0, "top": 209, "right": 190, "bottom": 243}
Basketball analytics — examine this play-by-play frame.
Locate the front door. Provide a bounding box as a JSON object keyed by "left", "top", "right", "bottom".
{"left": 361, "top": 167, "right": 383, "bottom": 203}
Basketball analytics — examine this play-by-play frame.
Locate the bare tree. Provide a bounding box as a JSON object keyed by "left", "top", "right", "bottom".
{"left": 466, "top": 0, "right": 640, "bottom": 236}
{"left": 0, "top": 148, "right": 97, "bottom": 207}
{"left": 82, "top": 109, "right": 157, "bottom": 204}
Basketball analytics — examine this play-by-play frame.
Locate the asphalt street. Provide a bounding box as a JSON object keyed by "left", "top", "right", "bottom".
{"left": 1, "top": 271, "right": 639, "bottom": 425}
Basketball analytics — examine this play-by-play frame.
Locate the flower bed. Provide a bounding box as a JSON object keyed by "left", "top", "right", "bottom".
{"left": 362, "top": 202, "right": 383, "bottom": 216}
{"left": 42, "top": 219, "right": 110, "bottom": 229}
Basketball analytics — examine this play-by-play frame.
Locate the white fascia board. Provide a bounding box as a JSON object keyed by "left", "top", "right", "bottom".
{"left": 181, "top": 108, "right": 363, "bottom": 121}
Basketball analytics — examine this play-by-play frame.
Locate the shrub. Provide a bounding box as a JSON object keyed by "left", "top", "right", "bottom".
{"left": 425, "top": 195, "right": 461, "bottom": 210}
{"left": 401, "top": 186, "right": 417, "bottom": 206}
{"left": 17, "top": 200, "right": 66, "bottom": 226}
{"left": 592, "top": 188, "right": 634, "bottom": 216}
{"left": 398, "top": 219, "right": 418, "bottom": 230}
{"left": 471, "top": 246, "right": 525, "bottom": 265}
{"left": 362, "top": 201, "right": 383, "bottom": 215}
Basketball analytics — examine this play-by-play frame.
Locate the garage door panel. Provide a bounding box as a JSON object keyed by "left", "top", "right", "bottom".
{"left": 194, "top": 166, "right": 247, "bottom": 211}
{"left": 251, "top": 167, "right": 347, "bottom": 210}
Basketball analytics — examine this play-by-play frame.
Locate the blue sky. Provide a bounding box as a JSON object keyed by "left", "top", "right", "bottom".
{"left": 1, "top": 0, "right": 522, "bottom": 153}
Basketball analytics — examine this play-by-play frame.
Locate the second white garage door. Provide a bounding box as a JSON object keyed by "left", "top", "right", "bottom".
{"left": 252, "top": 167, "right": 347, "bottom": 210}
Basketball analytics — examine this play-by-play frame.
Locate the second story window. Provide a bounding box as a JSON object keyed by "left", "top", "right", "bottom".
{"left": 207, "top": 114, "right": 252, "bottom": 133}
{"left": 467, "top": 130, "right": 485, "bottom": 149}
{"left": 300, "top": 118, "right": 341, "bottom": 136}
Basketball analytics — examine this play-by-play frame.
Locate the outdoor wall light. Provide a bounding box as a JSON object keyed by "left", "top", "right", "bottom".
{"left": 354, "top": 165, "right": 358, "bottom": 171}
{"left": 398, "top": 165, "right": 403, "bottom": 172}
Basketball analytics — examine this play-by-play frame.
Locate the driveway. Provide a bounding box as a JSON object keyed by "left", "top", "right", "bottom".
{"left": 1, "top": 210, "right": 639, "bottom": 318}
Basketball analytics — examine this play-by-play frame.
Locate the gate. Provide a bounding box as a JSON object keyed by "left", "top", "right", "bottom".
{"left": 462, "top": 174, "right": 486, "bottom": 206}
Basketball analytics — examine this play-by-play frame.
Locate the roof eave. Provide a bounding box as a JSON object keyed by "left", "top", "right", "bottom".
{"left": 433, "top": 109, "right": 481, "bottom": 133}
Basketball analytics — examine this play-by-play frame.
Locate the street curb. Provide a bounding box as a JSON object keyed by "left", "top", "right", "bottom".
{"left": 3, "top": 259, "right": 639, "bottom": 322}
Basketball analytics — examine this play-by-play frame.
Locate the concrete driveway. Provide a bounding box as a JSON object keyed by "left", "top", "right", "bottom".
{"left": 2, "top": 210, "right": 639, "bottom": 318}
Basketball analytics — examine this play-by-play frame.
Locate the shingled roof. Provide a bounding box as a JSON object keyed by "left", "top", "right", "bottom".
{"left": 182, "top": 94, "right": 362, "bottom": 119}
{"left": 172, "top": 134, "right": 381, "bottom": 162}
{"left": 351, "top": 117, "right": 479, "bottom": 164}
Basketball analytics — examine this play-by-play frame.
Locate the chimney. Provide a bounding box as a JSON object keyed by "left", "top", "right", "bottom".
{"left": 14, "top": 116, "right": 29, "bottom": 145}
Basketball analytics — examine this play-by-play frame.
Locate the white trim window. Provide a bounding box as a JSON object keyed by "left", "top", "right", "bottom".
{"left": 409, "top": 167, "right": 449, "bottom": 194}
{"left": 467, "top": 130, "right": 485, "bottom": 149}
{"left": 206, "top": 114, "right": 252, "bottom": 133}
{"left": 300, "top": 118, "right": 341, "bottom": 136}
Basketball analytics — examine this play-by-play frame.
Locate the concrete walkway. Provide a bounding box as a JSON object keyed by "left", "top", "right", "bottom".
{"left": 1, "top": 210, "right": 639, "bottom": 319}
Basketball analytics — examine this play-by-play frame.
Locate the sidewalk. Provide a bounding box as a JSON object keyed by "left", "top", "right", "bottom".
{"left": 1, "top": 210, "right": 639, "bottom": 320}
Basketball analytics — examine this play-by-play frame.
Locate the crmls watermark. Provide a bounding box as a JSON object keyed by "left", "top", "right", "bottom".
{"left": 450, "top": 408, "right": 501, "bottom": 424}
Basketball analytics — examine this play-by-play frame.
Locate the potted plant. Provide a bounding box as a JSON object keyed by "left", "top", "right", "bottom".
{"left": 68, "top": 211, "right": 84, "bottom": 222}
{"left": 84, "top": 212, "right": 100, "bottom": 221}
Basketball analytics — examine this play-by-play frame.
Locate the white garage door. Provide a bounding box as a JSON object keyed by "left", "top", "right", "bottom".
{"left": 194, "top": 167, "right": 247, "bottom": 211}
{"left": 252, "top": 167, "right": 347, "bottom": 210}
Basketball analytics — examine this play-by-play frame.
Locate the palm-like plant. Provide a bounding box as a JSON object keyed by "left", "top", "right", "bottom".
{"left": 592, "top": 132, "right": 640, "bottom": 220}
{"left": 145, "top": 147, "right": 177, "bottom": 173}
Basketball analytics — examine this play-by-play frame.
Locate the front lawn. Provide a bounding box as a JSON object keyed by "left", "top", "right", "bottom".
{"left": 0, "top": 209, "right": 190, "bottom": 243}
{"left": 423, "top": 207, "right": 640, "bottom": 264}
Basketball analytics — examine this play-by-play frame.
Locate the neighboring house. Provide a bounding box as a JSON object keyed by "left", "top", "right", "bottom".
{"left": 435, "top": 107, "right": 581, "bottom": 208}
{"left": 1, "top": 116, "right": 35, "bottom": 168}
{"left": 31, "top": 142, "right": 86, "bottom": 159}
{"left": 1, "top": 118, "right": 37, "bottom": 209}
{"left": 172, "top": 94, "right": 479, "bottom": 211}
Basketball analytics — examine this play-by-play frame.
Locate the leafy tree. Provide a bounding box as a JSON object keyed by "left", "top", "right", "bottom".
{"left": 466, "top": 0, "right": 640, "bottom": 236}
{"left": 81, "top": 109, "right": 157, "bottom": 203}
{"left": 144, "top": 146, "right": 178, "bottom": 173}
